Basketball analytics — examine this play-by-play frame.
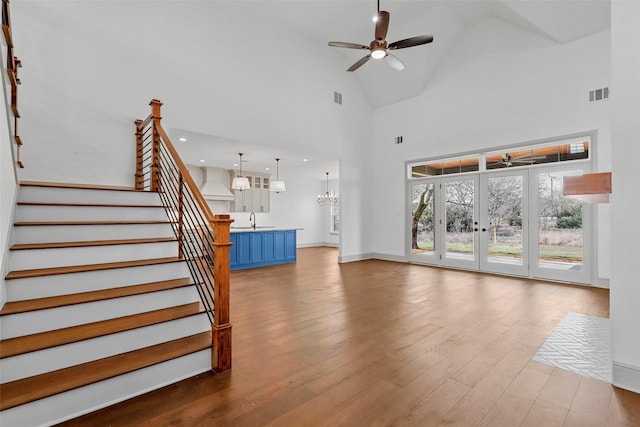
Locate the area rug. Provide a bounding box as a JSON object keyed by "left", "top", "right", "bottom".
{"left": 532, "top": 311, "right": 611, "bottom": 382}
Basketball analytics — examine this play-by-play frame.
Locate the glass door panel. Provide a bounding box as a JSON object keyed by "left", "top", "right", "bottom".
{"left": 530, "top": 168, "right": 591, "bottom": 283}
{"left": 480, "top": 171, "right": 528, "bottom": 276}
{"left": 441, "top": 176, "right": 479, "bottom": 270}
{"left": 408, "top": 181, "right": 437, "bottom": 263}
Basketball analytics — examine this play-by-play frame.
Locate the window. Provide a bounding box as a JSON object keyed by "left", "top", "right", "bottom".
{"left": 409, "top": 136, "right": 590, "bottom": 179}
{"left": 410, "top": 156, "right": 480, "bottom": 178}
{"left": 330, "top": 203, "right": 340, "bottom": 234}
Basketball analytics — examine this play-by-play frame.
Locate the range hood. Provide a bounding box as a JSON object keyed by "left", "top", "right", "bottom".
{"left": 200, "top": 167, "right": 234, "bottom": 201}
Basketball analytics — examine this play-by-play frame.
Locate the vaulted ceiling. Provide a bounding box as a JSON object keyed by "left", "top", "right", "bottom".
{"left": 256, "top": 0, "right": 610, "bottom": 107}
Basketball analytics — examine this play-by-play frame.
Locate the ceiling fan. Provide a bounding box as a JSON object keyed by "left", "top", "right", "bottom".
{"left": 328, "top": 0, "right": 434, "bottom": 72}
{"left": 489, "top": 153, "right": 547, "bottom": 168}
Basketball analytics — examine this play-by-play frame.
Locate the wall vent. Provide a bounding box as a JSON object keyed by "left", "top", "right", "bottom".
{"left": 333, "top": 91, "right": 343, "bottom": 105}
{"left": 395, "top": 136, "right": 403, "bottom": 144}
{"left": 589, "top": 87, "right": 609, "bottom": 102}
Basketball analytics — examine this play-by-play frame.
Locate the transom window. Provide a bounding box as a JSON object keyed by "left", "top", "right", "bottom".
{"left": 409, "top": 137, "right": 590, "bottom": 179}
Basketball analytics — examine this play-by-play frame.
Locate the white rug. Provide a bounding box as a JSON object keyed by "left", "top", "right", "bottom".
{"left": 533, "top": 311, "right": 611, "bottom": 382}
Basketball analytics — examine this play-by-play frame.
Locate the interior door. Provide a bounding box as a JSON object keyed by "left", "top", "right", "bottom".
{"left": 439, "top": 175, "right": 480, "bottom": 270}
{"left": 479, "top": 170, "right": 529, "bottom": 276}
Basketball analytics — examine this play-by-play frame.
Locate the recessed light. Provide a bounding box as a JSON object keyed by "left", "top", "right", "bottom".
{"left": 178, "top": 137, "right": 187, "bottom": 142}
{"left": 233, "top": 163, "right": 238, "bottom": 167}
{"left": 265, "top": 167, "right": 270, "bottom": 171}
{"left": 199, "top": 159, "right": 205, "bottom": 163}
{"left": 302, "top": 158, "right": 309, "bottom": 162}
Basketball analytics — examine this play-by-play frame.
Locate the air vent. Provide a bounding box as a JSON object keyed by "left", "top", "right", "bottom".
{"left": 395, "top": 136, "right": 403, "bottom": 144}
{"left": 333, "top": 91, "right": 343, "bottom": 105}
{"left": 589, "top": 87, "right": 609, "bottom": 102}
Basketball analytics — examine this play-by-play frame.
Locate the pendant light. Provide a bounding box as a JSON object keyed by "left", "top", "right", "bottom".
{"left": 231, "top": 153, "right": 250, "bottom": 191}
{"left": 317, "top": 172, "right": 338, "bottom": 206}
{"left": 270, "top": 157, "right": 286, "bottom": 193}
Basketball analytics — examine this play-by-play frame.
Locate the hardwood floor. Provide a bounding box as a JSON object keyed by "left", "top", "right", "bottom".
{"left": 62, "top": 247, "right": 640, "bottom": 426}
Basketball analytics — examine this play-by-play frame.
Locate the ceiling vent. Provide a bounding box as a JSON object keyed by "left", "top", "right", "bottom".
{"left": 589, "top": 87, "right": 609, "bottom": 102}
{"left": 334, "top": 91, "right": 343, "bottom": 105}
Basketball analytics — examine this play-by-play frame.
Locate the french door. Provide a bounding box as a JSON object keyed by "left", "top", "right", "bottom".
{"left": 408, "top": 166, "right": 592, "bottom": 284}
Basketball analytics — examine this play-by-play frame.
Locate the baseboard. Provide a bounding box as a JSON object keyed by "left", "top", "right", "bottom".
{"left": 593, "top": 277, "right": 610, "bottom": 289}
{"left": 338, "top": 252, "right": 407, "bottom": 264}
{"left": 297, "top": 242, "right": 338, "bottom": 248}
{"left": 338, "top": 253, "right": 374, "bottom": 263}
{"left": 613, "top": 361, "right": 640, "bottom": 393}
{"left": 370, "top": 252, "right": 406, "bottom": 263}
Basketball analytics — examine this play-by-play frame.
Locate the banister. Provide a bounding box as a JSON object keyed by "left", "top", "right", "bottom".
{"left": 2, "top": 0, "right": 24, "bottom": 169}
{"left": 135, "top": 99, "right": 233, "bottom": 373}
{"left": 152, "top": 114, "right": 217, "bottom": 226}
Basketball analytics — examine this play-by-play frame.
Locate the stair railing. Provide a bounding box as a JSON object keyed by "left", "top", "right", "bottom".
{"left": 2, "top": 0, "right": 24, "bottom": 169}
{"left": 135, "top": 99, "right": 233, "bottom": 372}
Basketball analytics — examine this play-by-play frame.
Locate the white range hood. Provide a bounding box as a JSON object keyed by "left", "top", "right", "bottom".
{"left": 200, "top": 167, "right": 234, "bottom": 201}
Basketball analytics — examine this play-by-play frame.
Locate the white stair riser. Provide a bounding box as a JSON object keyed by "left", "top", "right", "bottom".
{"left": 14, "top": 223, "right": 175, "bottom": 244}
{"left": 1, "top": 287, "right": 202, "bottom": 338}
{"left": 19, "top": 186, "right": 164, "bottom": 206}
{"left": 16, "top": 205, "right": 169, "bottom": 222}
{"left": 0, "top": 350, "right": 211, "bottom": 427}
{"left": 1, "top": 314, "right": 210, "bottom": 383}
{"left": 5, "top": 262, "right": 191, "bottom": 301}
{"left": 10, "top": 241, "right": 179, "bottom": 271}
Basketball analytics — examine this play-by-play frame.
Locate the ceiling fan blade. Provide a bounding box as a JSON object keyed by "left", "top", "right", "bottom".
{"left": 375, "top": 11, "right": 390, "bottom": 42}
{"left": 385, "top": 53, "right": 405, "bottom": 71}
{"left": 328, "top": 41, "right": 370, "bottom": 50}
{"left": 347, "top": 55, "right": 371, "bottom": 72}
{"left": 388, "top": 34, "right": 434, "bottom": 50}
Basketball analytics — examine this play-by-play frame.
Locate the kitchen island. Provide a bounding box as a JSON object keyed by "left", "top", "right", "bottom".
{"left": 229, "top": 227, "right": 299, "bottom": 270}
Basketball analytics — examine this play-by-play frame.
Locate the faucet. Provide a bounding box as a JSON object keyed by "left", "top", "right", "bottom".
{"left": 249, "top": 211, "right": 256, "bottom": 230}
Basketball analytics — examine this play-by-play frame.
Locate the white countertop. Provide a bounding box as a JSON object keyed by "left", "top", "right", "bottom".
{"left": 230, "top": 227, "right": 303, "bottom": 233}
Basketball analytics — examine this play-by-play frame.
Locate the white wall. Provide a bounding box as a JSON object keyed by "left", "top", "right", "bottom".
{"left": 1, "top": 29, "right": 19, "bottom": 308}
{"left": 370, "top": 17, "right": 612, "bottom": 281}
{"left": 12, "top": 1, "right": 373, "bottom": 261}
{"left": 610, "top": 0, "right": 640, "bottom": 394}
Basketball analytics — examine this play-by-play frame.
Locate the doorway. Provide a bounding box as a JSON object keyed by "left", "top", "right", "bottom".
{"left": 407, "top": 138, "right": 593, "bottom": 284}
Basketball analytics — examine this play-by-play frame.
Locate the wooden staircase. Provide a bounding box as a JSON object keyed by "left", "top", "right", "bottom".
{"left": 0, "top": 181, "right": 213, "bottom": 427}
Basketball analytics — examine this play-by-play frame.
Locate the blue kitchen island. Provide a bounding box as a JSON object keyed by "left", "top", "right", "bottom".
{"left": 229, "top": 228, "right": 298, "bottom": 270}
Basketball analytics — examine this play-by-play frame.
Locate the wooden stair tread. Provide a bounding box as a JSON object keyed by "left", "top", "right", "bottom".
{"left": 20, "top": 181, "right": 141, "bottom": 192}
{"left": 0, "top": 302, "right": 205, "bottom": 359}
{"left": 17, "top": 201, "right": 164, "bottom": 208}
{"left": 0, "top": 331, "right": 212, "bottom": 410}
{"left": 10, "top": 237, "right": 177, "bottom": 251}
{"left": 14, "top": 220, "right": 174, "bottom": 226}
{"left": 0, "top": 278, "right": 193, "bottom": 315}
{"left": 5, "top": 257, "right": 182, "bottom": 280}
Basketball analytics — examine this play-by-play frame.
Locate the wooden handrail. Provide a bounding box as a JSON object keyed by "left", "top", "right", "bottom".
{"left": 135, "top": 99, "right": 233, "bottom": 373}
{"left": 150, "top": 105, "right": 217, "bottom": 226}
{"left": 2, "top": 0, "right": 23, "bottom": 169}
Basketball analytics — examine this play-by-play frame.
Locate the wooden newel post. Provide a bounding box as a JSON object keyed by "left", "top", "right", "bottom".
{"left": 134, "top": 119, "right": 144, "bottom": 190}
{"left": 149, "top": 99, "right": 163, "bottom": 192}
{"left": 211, "top": 214, "right": 234, "bottom": 372}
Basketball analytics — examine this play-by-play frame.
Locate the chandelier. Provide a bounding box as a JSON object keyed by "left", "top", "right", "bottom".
{"left": 317, "top": 172, "right": 338, "bottom": 206}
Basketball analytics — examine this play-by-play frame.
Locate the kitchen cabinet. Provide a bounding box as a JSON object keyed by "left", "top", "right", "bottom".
{"left": 229, "top": 230, "right": 297, "bottom": 270}
{"left": 231, "top": 172, "right": 271, "bottom": 213}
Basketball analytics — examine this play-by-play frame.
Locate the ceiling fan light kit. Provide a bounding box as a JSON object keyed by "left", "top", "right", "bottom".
{"left": 328, "top": 1, "right": 433, "bottom": 72}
